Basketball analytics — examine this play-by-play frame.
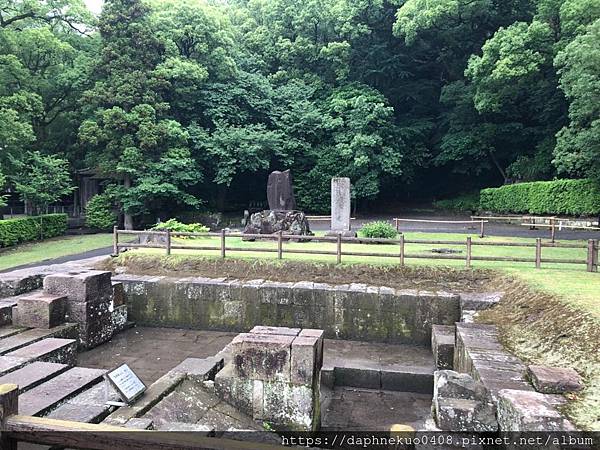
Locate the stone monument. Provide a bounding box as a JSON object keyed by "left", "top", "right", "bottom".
{"left": 326, "top": 177, "right": 356, "bottom": 237}
{"left": 243, "top": 170, "right": 312, "bottom": 239}
{"left": 267, "top": 170, "right": 296, "bottom": 211}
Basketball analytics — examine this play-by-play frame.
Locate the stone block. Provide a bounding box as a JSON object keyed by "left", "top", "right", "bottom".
{"left": 79, "top": 315, "right": 114, "bottom": 349}
{"left": 0, "top": 301, "right": 14, "bottom": 326}
{"left": 112, "top": 281, "right": 126, "bottom": 307}
{"left": 528, "top": 365, "right": 583, "bottom": 394}
{"left": 66, "top": 300, "right": 111, "bottom": 323}
{"left": 6, "top": 337, "right": 77, "bottom": 366}
{"left": 262, "top": 380, "right": 319, "bottom": 431}
{"left": 381, "top": 368, "right": 434, "bottom": 394}
{"left": 334, "top": 366, "right": 380, "bottom": 389}
{"left": 15, "top": 292, "right": 67, "bottom": 328}
{"left": 249, "top": 326, "right": 300, "bottom": 336}
{"left": 290, "top": 335, "right": 318, "bottom": 386}
{"left": 299, "top": 328, "right": 324, "bottom": 370}
{"left": 432, "top": 325, "right": 454, "bottom": 370}
{"left": 43, "top": 270, "right": 113, "bottom": 304}
{"left": 434, "top": 397, "right": 497, "bottom": 432}
{"left": 0, "top": 271, "right": 43, "bottom": 297}
{"left": 125, "top": 418, "right": 154, "bottom": 430}
{"left": 172, "top": 356, "right": 224, "bottom": 383}
{"left": 231, "top": 333, "right": 294, "bottom": 382}
{"left": 459, "top": 292, "right": 502, "bottom": 311}
{"left": 214, "top": 364, "right": 253, "bottom": 416}
{"left": 434, "top": 370, "right": 488, "bottom": 402}
{"left": 112, "top": 305, "right": 128, "bottom": 333}
{"left": 497, "top": 389, "right": 576, "bottom": 431}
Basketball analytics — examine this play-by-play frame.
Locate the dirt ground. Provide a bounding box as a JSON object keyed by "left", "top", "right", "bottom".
{"left": 99, "top": 253, "right": 498, "bottom": 293}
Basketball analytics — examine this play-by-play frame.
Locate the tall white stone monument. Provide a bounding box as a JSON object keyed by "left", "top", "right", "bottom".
{"left": 327, "top": 177, "right": 356, "bottom": 237}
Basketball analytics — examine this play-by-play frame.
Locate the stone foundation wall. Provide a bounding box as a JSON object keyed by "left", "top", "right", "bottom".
{"left": 113, "top": 274, "right": 460, "bottom": 345}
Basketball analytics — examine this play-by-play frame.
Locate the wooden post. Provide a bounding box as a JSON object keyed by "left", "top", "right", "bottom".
{"left": 395, "top": 218, "right": 399, "bottom": 232}
{"left": 535, "top": 238, "right": 542, "bottom": 269}
{"left": 399, "top": 234, "right": 405, "bottom": 266}
{"left": 336, "top": 233, "right": 342, "bottom": 264}
{"left": 113, "top": 226, "right": 119, "bottom": 256}
{"left": 479, "top": 220, "right": 485, "bottom": 238}
{"left": 466, "top": 236, "right": 472, "bottom": 268}
{"left": 0, "top": 384, "right": 18, "bottom": 450}
{"left": 220, "top": 229, "right": 226, "bottom": 259}
{"left": 277, "top": 231, "right": 283, "bottom": 260}
{"left": 550, "top": 218, "right": 556, "bottom": 243}
{"left": 165, "top": 230, "right": 171, "bottom": 256}
{"left": 587, "top": 239, "right": 598, "bottom": 272}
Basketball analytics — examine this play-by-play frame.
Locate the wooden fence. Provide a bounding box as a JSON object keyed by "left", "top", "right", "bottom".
{"left": 113, "top": 227, "right": 599, "bottom": 272}
{"left": 393, "top": 218, "right": 488, "bottom": 238}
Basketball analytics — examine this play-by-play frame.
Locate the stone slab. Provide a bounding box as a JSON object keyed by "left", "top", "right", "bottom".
{"left": 0, "top": 361, "right": 68, "bottom": 393}
{"left": 124, "top": 418, "right": 154, "bottom": 430}
{"left": 380, "top": 367, "right": 434, "bottom": 394}
{"left": 48, "top": 383, "right": 121, "bottom": 423}
{"left": 459, "top": 292, "right": 502, "bottom": 311}
{"left": 290, "top": 335, "right": 319, "bottom": 386}
{"left": 330, "top": 177, "right": 351, "bottom": 231}
{"left": 0, "top": 355, "right": 30, "bottom": 375}
{"left": 249, "top": 326, "right": 300, "bottom": 336}
{"left": 171, "top": 356, "right": 224, "bottom": 383}
{"left": 6, "top": 337, "right": 77, "bottom": 366}
{"left": 0, "top": 325, "right": 29, "bottom": 339}
{"left": 528, "top": 365, "right": 583, "bottom": 394}
{"left": 18, "top": 367, "right": 107, "bottom": 416}
{"left": 497, "top": 389, "right": 576, "bottom": 431}
{"left": 0, "top": 323, "right": 78, "bottom": 355}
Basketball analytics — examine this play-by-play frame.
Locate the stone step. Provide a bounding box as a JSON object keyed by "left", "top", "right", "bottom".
{"left": 6, "top": 338, "right": 77, "bottom": 366}
{"left": 47, "top": 382, "right": 121, "bottom": 423}
{"left": 322, "top": 339, "right": 435, "bottom": 394}
{"left": 0, "top": 361, "right": 69, "bottom": 393}
{"left": 0, "top": 324, "right": 30, "bottom": 339}
{"left": 0, "top": 355, "right": 30, "bottom": 375}
{"left": 18, "top": 367, "right": 107, "bottom": 416}
{"left": 0, "top": 323, "right": 77, "bottom": 355}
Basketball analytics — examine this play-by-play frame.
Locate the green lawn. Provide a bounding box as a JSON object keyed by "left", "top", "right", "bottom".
{"left": 0, "top": 234, "right": 114, "bottom": 271}
{"left": 131, "top": 231, "right": 600, "bottom": 318}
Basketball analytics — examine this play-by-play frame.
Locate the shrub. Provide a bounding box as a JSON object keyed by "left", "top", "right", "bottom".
{"left": 85, "top": 194, "right": 117, "bottom": 231}
{"left": 359, "top": 220, "right": 397, "bottom": 239}
{"left": 151, "top": 218, "right": 209, "bottom": 237}
{"left": 433, "top": 192, "right": 480, "bottom": 212}
{"left": 0, "top": 214, "right": 68, "bottom": 247}
{"left": 480, "top": 179, "right": 600, "bottom": 215}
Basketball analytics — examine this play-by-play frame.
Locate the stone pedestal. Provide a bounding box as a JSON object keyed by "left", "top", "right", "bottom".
{"left": 326, "top": 177, "right": 356, "bottom": 237}
{"left": 43, "top": 270, "right": 115, "bottom": 349}
{"left": 242, "top": 210, "right": 312, "bottom": 238}
{"left": 215, "top": 326, "right": 323, "bottom": 431}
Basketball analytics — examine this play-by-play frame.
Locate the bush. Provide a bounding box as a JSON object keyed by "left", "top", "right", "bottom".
{"left": 0, "top": 214, "right": 68, "bottom": 247}
{"left": 480, "top": 179, "right": 600, "bottom": 215}
{"left": 85, "top": 194, "right": 117, "bottom": 231}
{"left": 359, "top": 221, "right": 398, "bottom": 239}
{"left": 151, "top": 218, "right": 209, "bottom": 237}
{"left": 433, "top": 192, "right": 480, "bottom": 212}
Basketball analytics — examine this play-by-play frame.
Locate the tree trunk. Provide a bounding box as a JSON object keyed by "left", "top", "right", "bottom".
{"left": 123, "top": 175, "right": 134, "bottom": 230}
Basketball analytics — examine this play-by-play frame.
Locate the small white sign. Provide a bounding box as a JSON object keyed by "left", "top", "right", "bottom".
{"left": 105, "top": 364, "right": 146, "bottom": 404}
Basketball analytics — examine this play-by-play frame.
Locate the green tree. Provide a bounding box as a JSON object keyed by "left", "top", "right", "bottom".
{"left": 12, "top": 151, "right": 74, "bottom": 214}
{"left": 553, "top": 19, "right": 600, "bottom": 182}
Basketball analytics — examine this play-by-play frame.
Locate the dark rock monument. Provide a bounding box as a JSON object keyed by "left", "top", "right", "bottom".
{"left": 267, "top": 170, "right": 297, "bottom": 211}
{"left": 243, "top": 170, "right": 312, "bottom": 239}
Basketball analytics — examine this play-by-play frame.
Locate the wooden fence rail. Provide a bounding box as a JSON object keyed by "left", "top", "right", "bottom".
{"left": 112, "top": 227, "right": 598, "bottom": 272}
{"left": 393, "top": 217, "right": 487, "bottom": 238}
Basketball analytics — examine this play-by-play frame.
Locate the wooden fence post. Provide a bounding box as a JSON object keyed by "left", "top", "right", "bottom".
{"left": 466, "top": 236, "right": 472, "bottom": 268}
{"left": 399, "top": 234, "right": 405, "bottom": 266}
{"left": 220, "top": 229, "right": 226, "bottom": 259}
{"left": 113, "top": 226, "right": 119, "bottom": 256}
{"left": 535, "top": 238, "right": 542, "bottom": 269}
{"left": 550, "top": 218, "right": 556, "bottom": 243}
{"left": 479, "top": 220, "right": 485, "bottom": 238}
{"left": 277, "top": 231, "right": 283, "bottom": 260}
{"left": 165, "top": 230, "right": 171, "bottom": 256}
{"left": 0, "top": 384, "right": 18, "bottom": 450}
{"left": 336, "top": 233, "right": 342, "bottom": 264}
{"left": 587, "top": 239, "right": 598, "bottom": 272}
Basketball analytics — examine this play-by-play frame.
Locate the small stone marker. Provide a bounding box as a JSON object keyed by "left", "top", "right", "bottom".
{"left": 105, "top": 363, "right": 146, "bottom": 404}
{"left": 329, "top": 177, "right": 353, "bottom": 236}
{"left": 528, "top": 365, "right": 583, "bottom": 394}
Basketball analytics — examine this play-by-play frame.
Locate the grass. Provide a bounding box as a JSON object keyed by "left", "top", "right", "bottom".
{"left": 0, "top": 234, "right": 115, "bottom": 271}
{"left": 130, "top": 230, "right": 600, "bottom": 318}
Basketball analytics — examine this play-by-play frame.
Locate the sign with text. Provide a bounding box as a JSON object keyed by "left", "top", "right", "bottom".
{"left": 105, "top": 364, "right": 146, "bottom": 404}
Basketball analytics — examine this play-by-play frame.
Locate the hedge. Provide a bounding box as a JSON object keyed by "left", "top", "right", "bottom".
{"left": 480, "top": 179, "right": 600, "bottom": 216}
{"left": 0, "top": 213, "right": 68, "bottom": 248}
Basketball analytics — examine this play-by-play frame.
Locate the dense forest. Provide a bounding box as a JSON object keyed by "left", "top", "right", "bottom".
{"left": 1, "top": 0, "right": 599, "bottom": 222}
